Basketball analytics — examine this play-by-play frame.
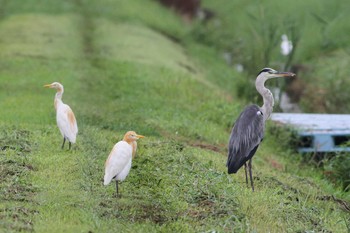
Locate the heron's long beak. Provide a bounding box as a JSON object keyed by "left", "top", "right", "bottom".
{"left": 44, "top": 84, "right": 52, "bottom": 88}
{"left": 136, "top": 134, "right": 145, "bottom": 139}
{"left": 275, "top": 72, "right": 295, "bottom": 77}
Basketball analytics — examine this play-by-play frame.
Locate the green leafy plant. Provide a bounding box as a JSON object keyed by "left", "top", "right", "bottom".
{"left": 324, "top": 149, "right": 350, "bottom": 191}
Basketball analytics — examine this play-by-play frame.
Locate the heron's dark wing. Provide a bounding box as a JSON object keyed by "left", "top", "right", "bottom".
{"left": 227, "top": 105, "right": 264, "bottom": 174}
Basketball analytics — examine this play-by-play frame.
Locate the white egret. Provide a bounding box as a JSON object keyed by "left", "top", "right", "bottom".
{"left": 44, "top": 82, "right": 78, "bottom": 150}
{"left": 104, "top": 131, "right": 145, "bottom": 196}
{"left": 280, "top": 34, "right": 293, "bottom": 56}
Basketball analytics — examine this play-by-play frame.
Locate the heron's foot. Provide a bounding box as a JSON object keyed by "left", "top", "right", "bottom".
{"left": 112, "top": 193, "right": 121, "bottom": 198}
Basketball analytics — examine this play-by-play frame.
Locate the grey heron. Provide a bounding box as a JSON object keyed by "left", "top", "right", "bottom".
{"left": 227, "top": 68, "right": 295, "bottom": 191}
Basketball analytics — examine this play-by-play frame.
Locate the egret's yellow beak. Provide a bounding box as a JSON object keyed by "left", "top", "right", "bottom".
{"left": 44, "top": 84, "right": 52, "bottom": 88}
{"left": 136, "top": 134, "right": 145, "bottom": 139}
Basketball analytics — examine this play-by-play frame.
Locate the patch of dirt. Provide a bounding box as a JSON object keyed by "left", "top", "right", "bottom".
{"left": 266, "top": 158, "right": 284, "bottom": 171}
{"left": 150, "top": 26, "right": 182, "bottom": 44}
{"left": 316, "top": 195, "right": 350, "bottom": 212}
{"left": 178, "top": 62, "right": 197, "bottom": 74}
{"left": 262, "top": 176, "right": 350, "bottom": 214}
{"left": 189, "top": 142, "right": 223, "bottom": 153}
{"left": 186, "top": 190, "right": 239, "bottom": 221}
{"left": 148, "top": 124, "right": 225, "bottom": 154}
{"left": 0, "top": 207, "right": 39, "bottom": 232}
{"left": 1, "top": 183, "right": 37, "bottom": 202}
{"left": 0, "top": 129, "right": 32, "bottom": 153}
{"left": 99, "top": 199, "right": 170, "bottom": 225}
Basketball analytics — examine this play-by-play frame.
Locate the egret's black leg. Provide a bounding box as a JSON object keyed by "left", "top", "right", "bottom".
{"left": 248, "top": 159, "right": 254, "bottom": 192}
{"left": 61, "top": 138, "right": 66, "bottom": 149}
{"left": 115, "top": 180, "right": 119, "bottom": 197}
{"left": 244, "top": 163, "right": 248, "bottom": 186}
{"left": 68, "top": 142, "right": 72, "bottom": 150}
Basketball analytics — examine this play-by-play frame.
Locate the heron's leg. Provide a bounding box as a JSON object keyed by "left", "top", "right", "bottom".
{"left": 248, "top": 159, "right": 254, "bottom": 192}
{"left": 68, "top": 142, "right": 72, "bottom": 150}
{"left": 61, "top": 138, "right": 66, "bottom": 149}
{"left": 244, "top": 163, "right": 248, "bottom": 186}
{"left": 115, "top": 180, "right": 119, "bottom": 197}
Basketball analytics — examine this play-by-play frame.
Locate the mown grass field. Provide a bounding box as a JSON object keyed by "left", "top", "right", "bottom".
{"left": 0, "top": 1, "right": 349, "bottom": 232}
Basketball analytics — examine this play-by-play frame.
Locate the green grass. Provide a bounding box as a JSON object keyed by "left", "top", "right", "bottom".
{"left": 0, "top": 1, "right": 349, "bottom": 232}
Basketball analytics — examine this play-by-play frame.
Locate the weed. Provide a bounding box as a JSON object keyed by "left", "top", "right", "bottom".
{"left": 324, "top": 151, "right": 350, "bottom": 191}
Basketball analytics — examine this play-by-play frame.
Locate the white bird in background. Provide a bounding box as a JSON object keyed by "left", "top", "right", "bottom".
{"left": 104, "top": 131, "right": 145, "bottom": 196}
{"left": 44, "top": 82, "right": 78, "bottom": 150}
{"left": 280, "top": 34, "right": 293, "bottom": 56}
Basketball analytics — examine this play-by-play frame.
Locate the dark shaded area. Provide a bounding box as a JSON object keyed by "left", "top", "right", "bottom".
{"left": 99, "top": 199, "right": 169, "bottom": 224}
{"left": 333, "top": 135, "right": 350, "bottom": 146}
{"left": 156, "top": 0, "right": 215, "bottom": 23}
{"left": 158, "top": 0, "right": 201, "bottom": 20}
{"left": 298, "top": 136, "right": 313, "bottom": 148}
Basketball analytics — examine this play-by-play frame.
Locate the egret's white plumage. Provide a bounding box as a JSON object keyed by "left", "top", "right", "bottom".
{"left": 44, "top": 82, "right": 78, "bottom": 149}
{"left": 103, "top": 141, "right": 132, "bottom": 185}
{"left": 280, "top": 34, "right": 293, "bottom": 56}
{"left": 104, "top": 131, "right": 144, "bottom": 195}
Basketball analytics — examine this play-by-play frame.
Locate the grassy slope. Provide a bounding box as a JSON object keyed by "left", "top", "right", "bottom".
{"left": 0, "top": 0, "right": 349, "bottom": 232}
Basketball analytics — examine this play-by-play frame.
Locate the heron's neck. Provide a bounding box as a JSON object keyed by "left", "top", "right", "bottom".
{"left": 256, "top": 77, "right": 274, "bottom": 121}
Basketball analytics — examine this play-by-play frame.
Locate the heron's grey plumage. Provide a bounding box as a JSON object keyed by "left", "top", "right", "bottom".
{"left": 227, "top": 105, "right": 264, "bottom": 173}
{"left": 227, "top": 67, "right": 295, "bottom": 191}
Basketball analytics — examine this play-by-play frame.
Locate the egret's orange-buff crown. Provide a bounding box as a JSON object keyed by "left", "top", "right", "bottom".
{"left": 123, "top": 131, "right": 145, "bottom": 144}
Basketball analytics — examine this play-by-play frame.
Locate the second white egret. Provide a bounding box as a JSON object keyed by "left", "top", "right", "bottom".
{"left": 104, "top": 131, "right": 145, "bottom": 196}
